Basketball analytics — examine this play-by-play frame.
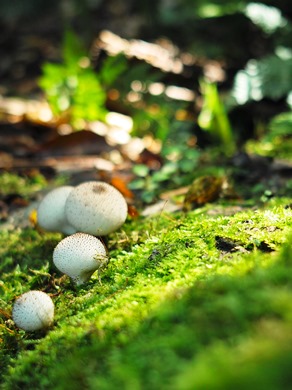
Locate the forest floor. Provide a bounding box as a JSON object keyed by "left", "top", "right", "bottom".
{"left": 0, "top": 173, "right": 292, "bottom": 389}
{"left": 0, "top": 10, "right": 292, "bottom": 388}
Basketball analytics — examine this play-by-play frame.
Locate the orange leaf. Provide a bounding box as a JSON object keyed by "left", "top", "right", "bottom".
{"left": 29, "top": 208, "right": 38, "bottom": 227}
{"left": 111, "top": 177, "right": 134, "bottom": 199}
{"left": 127, "top": 204, "right": 139, "bottom": 218}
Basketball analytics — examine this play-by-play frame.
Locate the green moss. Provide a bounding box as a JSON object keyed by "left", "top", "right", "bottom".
{"left": 0, "top": 172, "right": 48, "bottom": 197}
{"left": 0, "top": 198, "right": 292, "bottom": 389}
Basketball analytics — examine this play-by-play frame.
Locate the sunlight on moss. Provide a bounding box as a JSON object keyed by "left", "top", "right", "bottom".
{"left": 0, "top": 172, "right": 47, "bottom": 197}
{"left": 0, "top": 199, "right": 291, "bottom": 388}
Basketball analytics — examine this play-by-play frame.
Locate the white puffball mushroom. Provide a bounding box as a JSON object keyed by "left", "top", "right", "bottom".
{"left": 53, "top": 233, "right": 109, "bottom": 285}
{"left": 12, "top": 291, "right": 54, "bottom": 332}
{"left": 65, "top": 181, "right": 128, "bottom": 236}
{"left": 37, "top": 186, "right": 76, "bottom": 235}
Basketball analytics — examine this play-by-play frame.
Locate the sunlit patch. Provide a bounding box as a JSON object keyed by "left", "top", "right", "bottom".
{"left": 287, "top": 92, "right": 292, "bottom": 108}
{"left": 143, "top": 135, "right": 162, "bottom": 154}
{"left": 57, "top": 124, "right": 72, "bottom": 135}
{"left": 107, "top": 128, "right": 131, "bottom": 145}
{"left": 38, "top": 105, "right": 53, "bottom": 122}
{"left": 0, "top": 97, "right": 54, "bottom": 124}
{"left": 108, "top": 150, "right": 123, "bottom": 164}
{"left": 131, "top": 80, "right": 144, "bottom": 92}
{"left": 148, "top": 82, "right": 165, "bottom": 96}
{"left": 0, "top": 97, "right": 26, "bottom": 116}
{"left": 127, "top": 91, "right": 142, "bottom": 103}
{"left": 245, "top": 3, "right": 286, "bottom": 33}
{"left": 232, "top": 59, "right": 264, "bottom": 104}
{"left": 57, "top": 96, "right": 70, "bottom": 111}
{"left": 104, "top": 112, "right": 133, "bottom": 145}
{"left": 98, "top": 30, "right": 184, "bottom": 74}
{"left": 165, "top": 86, "right": 195, "bottom": 102}
{"left": 78, "top": 56, "right": 91, "bottom": 69}
{"left": 204, "top": 61, "right": 226, "bottom": 83}
{"left": 121, "top": 137, "right": 145, "bottom": 161}
{"left": 89, "top": 121, "right": 108, "bottom": 136}
{"left": 129, "top": 80, "right": 194, "bottom": 103}
{"left": 97, "top": 30, "right": 225, "bottom": 84}
{"left": 106, "top": 112, "right": 133, "bottom": 133}
{"left": 263, "top": 210, "right": 281, "bottom": 223}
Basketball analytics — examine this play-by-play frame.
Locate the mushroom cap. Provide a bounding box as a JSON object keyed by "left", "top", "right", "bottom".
{"left": 65, "top": 181, "right": 128, "bottom": 236}
{"left": 37, "top": 186, "right": 76, "bottom": 235}
{"left": 53, "top": 232, "right": 108, "bottom": 285}
{"left": 12, "top": 291, "right": 54, "bottom": 332}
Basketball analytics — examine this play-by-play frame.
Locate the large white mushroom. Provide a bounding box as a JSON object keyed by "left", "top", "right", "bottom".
{"left": 65, "top": 181, "right": 128, "bottom": 236}
{"left": 53, "top": 232, "right": 109, "bottom": 285}
{"left": 37, "top": 186, "right": 76, "bottom": 235}
{"left": 12, "top": 290, "right": 54, "bottom": 332}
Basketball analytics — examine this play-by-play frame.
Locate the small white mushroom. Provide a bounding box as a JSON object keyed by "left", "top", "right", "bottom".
{"left": 53, "top": 232, "right": 109, "bottom": 285}
{"left": 12, "top": 291, "right": 54, "bottom": 332}
{"left": 37, "top": 186, "right": 76, "bottom": 235}
{"left": 65, "top": 181, "right": 128, "bottom": 236}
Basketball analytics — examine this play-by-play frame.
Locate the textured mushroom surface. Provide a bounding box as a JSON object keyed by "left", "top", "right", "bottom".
{"left": 53, "top": 232, "right": 109, "bottom": 285}
{"left": 37, "top": 186, "right": 76, "bottom": 234}
{"left": 12, "top": 291, "right": 54, "bottom": 332}
{"left": 65, "top": 181, "right": 128, "bottom": 236}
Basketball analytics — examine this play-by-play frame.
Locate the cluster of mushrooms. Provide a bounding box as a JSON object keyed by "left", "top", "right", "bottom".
{"left": 12, "top": 181, "right": 128, "bottom": 332}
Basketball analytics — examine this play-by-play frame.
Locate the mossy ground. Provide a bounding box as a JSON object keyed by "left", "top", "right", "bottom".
{"left": 0, "top": 189, "right": 292, "bottom": 389}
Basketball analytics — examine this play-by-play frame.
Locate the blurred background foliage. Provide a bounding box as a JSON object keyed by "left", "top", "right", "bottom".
{"left": 0, "top": 0, "right": 291, "bottom": 202}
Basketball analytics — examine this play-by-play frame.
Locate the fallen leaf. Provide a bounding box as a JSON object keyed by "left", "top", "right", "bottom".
{"left": 111, "top": 176, "right": 135, "bottom": 199}
{"left": 29, "top": 208, "right": 38, "bottom": 227}
{"left": 34, "top": 130, "right": 112, "bottom": 157}
{"left": 127, "top": 204, "right": 140, "bottom": 218}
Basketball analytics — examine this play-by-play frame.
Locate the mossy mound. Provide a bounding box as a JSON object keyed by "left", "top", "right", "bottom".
{"left": 0, "top": 198, "right": 292, "bottom": 389}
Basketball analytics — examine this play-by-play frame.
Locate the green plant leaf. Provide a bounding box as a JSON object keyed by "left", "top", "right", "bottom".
{"left": 268, "top": 111, "right": 292, "bottom": 138}
{"left": 198, "top": 79, "right": 235, "bottom": 155}
{"left": 62, "top": 29, "right": 87, "bottom": 66}
{"left": 132, "top": 165, "right": 150, "bottom": 177}
{"left": 99, "top": 54, "right": 127, "bottom": 87}
{"left": 39, "top": 29, "right": 108, "bottom": 126}
{"left": 232, "top": 54, "right": 292, "bottom": 103}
